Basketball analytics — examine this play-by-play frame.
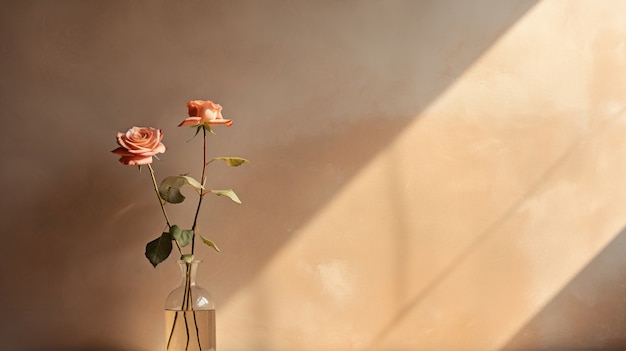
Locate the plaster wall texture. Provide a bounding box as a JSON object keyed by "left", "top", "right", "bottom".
{"left": 1, "top": 1, "right": 626, "bottom": 350}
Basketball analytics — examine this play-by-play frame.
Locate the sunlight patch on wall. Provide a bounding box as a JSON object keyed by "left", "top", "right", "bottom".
{"left": 218, "top": 1, "right": 626, "bottom": 350}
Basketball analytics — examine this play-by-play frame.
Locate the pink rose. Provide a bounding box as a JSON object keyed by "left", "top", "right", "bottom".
{"left": 178, "top": 100, "right": 233, "bottom": 128}
{"left": 112, "top": 126, "right": 166, "bottom": 166}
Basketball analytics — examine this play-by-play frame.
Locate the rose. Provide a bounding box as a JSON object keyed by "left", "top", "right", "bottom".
{"left": 111, "top": 126, "right": 166, "bottom": 166}
{"left": 178, "top": 100, "right": 233, "bottom": 128}
{"left": 111, "top": 99, "right": 246, "bottom": 267}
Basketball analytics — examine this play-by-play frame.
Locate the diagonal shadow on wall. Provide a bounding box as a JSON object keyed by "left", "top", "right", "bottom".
{"left": 0, "top": 1, "right": 539, "bottom": 350}
{"left": 501, "top": 226, "right": 626, "bottom": 351}
{"left": 200, "top": 0, "right": 541, "bottom": 306}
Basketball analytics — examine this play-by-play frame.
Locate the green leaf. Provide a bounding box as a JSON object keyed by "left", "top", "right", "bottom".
{"left": 210, "top": 189, "right": 242, "bottom": 204}
{"left": 213, "top": 157, "right": 249, "bottom": 167}
{"left": 159, "top": 175, "right": 204, "bottom": 204}
{"left": 170, "top": 225, "right": 193, "bottom": 247}
{"left": 200, "top": 234, "right": 221, "bottom": 252}
{"left": 181, "top": 254, "right": 195, "bottom": 263}
{"left": 145, "top": 232, "right": 173, "bottom": 267}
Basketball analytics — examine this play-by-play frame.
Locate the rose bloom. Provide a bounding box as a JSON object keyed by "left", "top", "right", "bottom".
{"left": 179, "top": 100, "right": 233, "bottom": 128}
{"left": 112, "top": 126, "right": 166, "bottom": 166}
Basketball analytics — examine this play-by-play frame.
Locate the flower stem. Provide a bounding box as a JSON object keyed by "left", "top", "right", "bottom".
{"left": 166, "top": 262, "right": 200, "bottom": 351}
{"left": 147, "top": 164, "right": 171, "bottom": 226}
{"left": 166, "top": 311, "right": 178, "bottom": 350}
{"left": 190, "top": 128, "right": 209, "bottom": 254}
{"left": 147, "top": 164, "right": 182, "bottom": 255}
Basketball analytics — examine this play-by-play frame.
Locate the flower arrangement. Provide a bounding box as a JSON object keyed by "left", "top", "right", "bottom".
{"left": 113, "top": 100, "right": 247, "bottom": 350}
{"left": 112, "top": 99, "right": 247, "bottom": 267}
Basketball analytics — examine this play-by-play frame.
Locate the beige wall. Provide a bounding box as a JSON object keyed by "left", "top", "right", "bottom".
{"left": 2, "top": 0, "right": 626, "bottom": 350}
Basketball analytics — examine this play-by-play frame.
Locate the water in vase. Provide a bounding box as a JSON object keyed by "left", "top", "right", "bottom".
{"left": 165, "top": 309, "right": 216, "bottom": 351}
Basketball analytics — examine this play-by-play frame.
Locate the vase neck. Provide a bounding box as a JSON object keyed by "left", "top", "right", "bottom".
{"left": 178, "top": 260, "right": 201, "bottom": 286}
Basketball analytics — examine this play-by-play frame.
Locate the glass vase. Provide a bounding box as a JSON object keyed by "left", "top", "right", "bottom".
{"left": 164, "top": 260, "right": 216, "bottom": 351}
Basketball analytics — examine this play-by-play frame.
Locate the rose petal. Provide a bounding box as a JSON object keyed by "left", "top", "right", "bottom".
{"left": 210, "top": 118, "right": 233, "bottom": 126}
{"left": 118, "top": 155, "right": 154, "bottom": 166}
{"left": 178, "top": 117, "right": 202, "bottom": 127}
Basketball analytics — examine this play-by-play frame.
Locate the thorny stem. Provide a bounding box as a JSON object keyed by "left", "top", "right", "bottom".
{"left": 186, "top": 128, "right": 220, "bottom": 349}
{"left": 192, "top": 309, "right": 202, "bottom": 350}
{"left": 147, "top": 164, "right": 172, "bottom": 227}
{"left": 164, "top": 127, "right": 213, "bottom": 350}
{"left": 166, "top": 311, "right": 177, "bottom": 349}
{"left": 166, "top": 261, "right": 203, "bottom": 351}
{"left": 184, "top": 273, "right": 192, "bottom": 351}
{"left": 190, "top": 128, "right": 209, "bottom": 254}
{"left": 184, "top": 309, "right": 190, "bottom": 351}
{"left": 147, "top": 164, "right": 182, "bottom": 255}
{"left": 184, "top": 262, "right": 203, "bottom": 350}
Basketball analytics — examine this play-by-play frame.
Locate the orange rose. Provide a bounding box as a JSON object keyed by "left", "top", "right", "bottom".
{"left": 178, "top": 100, "right": 233, "bottom": 128}
{"left": 112, "top": 126, "right": 166, "bottom": 166}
